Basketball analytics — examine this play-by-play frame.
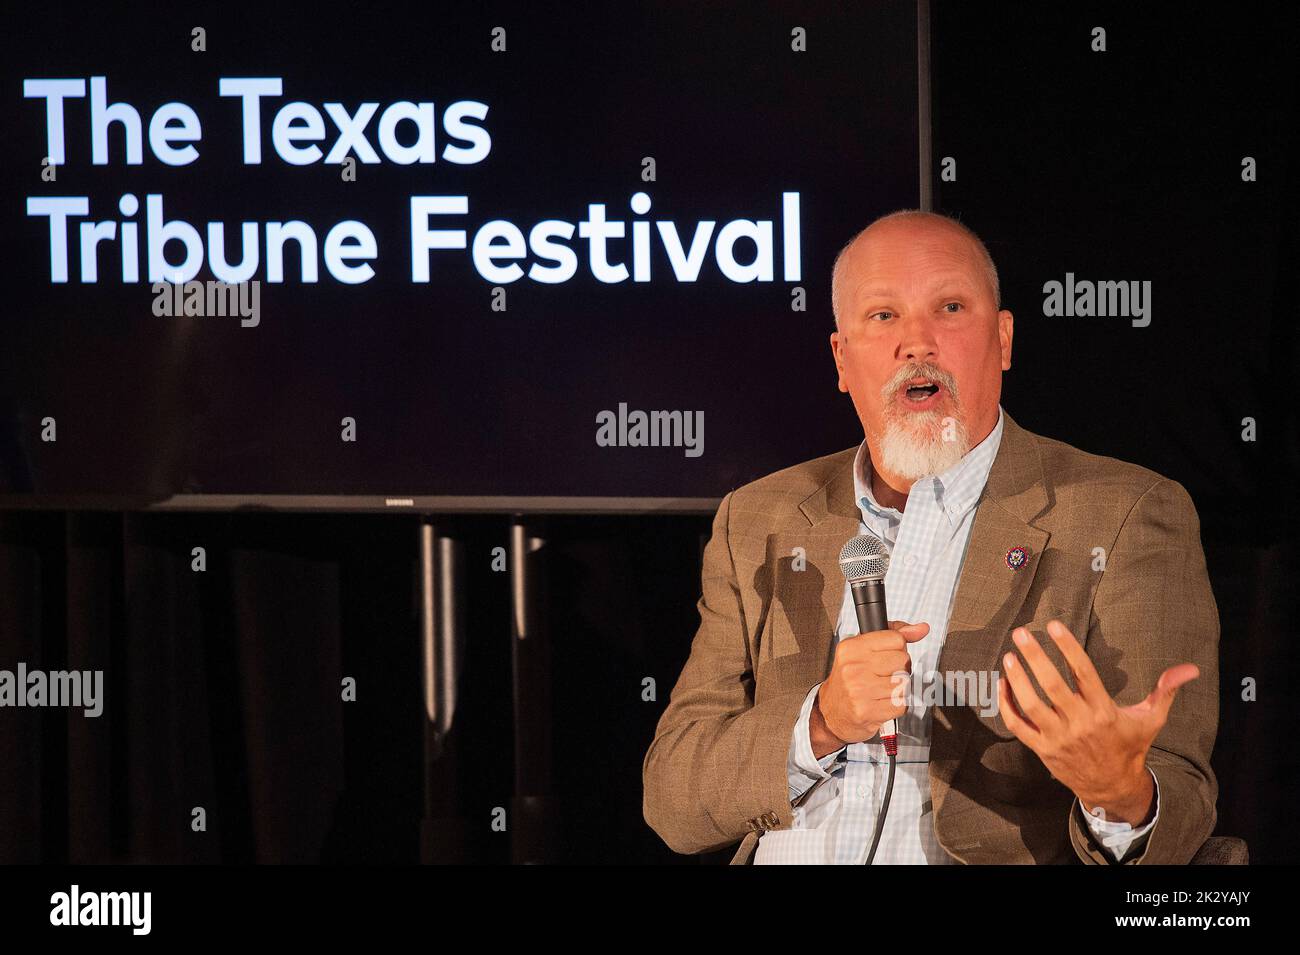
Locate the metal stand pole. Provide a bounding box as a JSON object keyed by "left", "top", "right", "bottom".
{"left": 419, "top": 519, "right": 467, "bottom": 863}
{"left": 509, "top": 517, "right": 553, "bottom": 864}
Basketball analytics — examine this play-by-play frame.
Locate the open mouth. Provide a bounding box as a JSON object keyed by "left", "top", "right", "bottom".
{"left": 903, "top": 379, "right": 941, "bottom": 402}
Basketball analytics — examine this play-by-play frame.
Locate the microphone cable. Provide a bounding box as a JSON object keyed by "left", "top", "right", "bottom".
{"left": 862, "top": 734, "right": 898, "bottom": 865}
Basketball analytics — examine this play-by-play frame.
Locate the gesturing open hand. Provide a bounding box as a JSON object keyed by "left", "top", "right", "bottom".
{"left": 998, "top": 619, "right": 1199, "bottom": 825}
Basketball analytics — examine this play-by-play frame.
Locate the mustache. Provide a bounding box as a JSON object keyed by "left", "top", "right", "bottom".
{"left": 880, "top": 361, "right": 960, "bottom": 401}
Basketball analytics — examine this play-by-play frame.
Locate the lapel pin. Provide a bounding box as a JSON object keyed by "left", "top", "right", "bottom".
{"left": 1005, "top": 546, "right": 1029, "bottom": 571}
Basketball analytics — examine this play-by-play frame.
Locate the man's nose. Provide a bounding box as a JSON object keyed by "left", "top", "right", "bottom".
{"left": 896, "top": 315, "right": 938, "bottom": 363}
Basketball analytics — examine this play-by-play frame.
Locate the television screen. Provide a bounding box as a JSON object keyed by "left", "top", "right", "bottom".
{"left": 1, "top": 1, "right": 924, "bottom": 508}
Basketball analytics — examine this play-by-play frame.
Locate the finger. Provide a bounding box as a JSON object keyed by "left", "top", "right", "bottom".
{"left": 1001, "top": 649, "right": 1064, "bottom": 734}
{"left": 998, "top": 670, "right": 1042, "bottom": 745}
{"left": 848, "top": 631, "right": 906, "bottom": 654}
{"left": 1010, "top": 627, "right": 1087, "bottom": 723}
{"left": 866, "top": 650, "right": 912, "bottom": 677}
{"left": 865, "top": 679, "right": 912, "bottom": 708}
{"left": 892, "top": 621, "right": 930, "bottom": 643}
{"left": 858, "top": 623, "right": 927, "bottom": 647}
{"left": 888, "top": 670, "right": 913, "bottom": 710}
{"left": 1045, "top": 619, "right": 1109, "bottom": 706}
{"left": 1134, "top": 663, "right": 1201, "bottom": 723}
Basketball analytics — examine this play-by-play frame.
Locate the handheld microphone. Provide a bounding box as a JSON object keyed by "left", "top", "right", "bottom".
{"left": 837, "top": 533, "right": 898, "bottom": 756}
{"left": 838, "top": 532, "right": 899, "bottom": 865}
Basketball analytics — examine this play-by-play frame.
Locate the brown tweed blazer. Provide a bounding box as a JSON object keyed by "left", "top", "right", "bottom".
{"left": 642, "top": 409, "right": 1220, "bottom": 864}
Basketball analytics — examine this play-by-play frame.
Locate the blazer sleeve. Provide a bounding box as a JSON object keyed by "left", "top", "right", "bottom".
{"left": 1069, "top": 477, "right": 1220, "bottom": 864}
{"left": 642, "top": 490, "right": 812, "bottom": 854}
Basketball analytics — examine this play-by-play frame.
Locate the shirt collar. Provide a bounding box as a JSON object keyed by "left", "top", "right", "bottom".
{"left": 851, "top": 405, "right": 1005, "bottom": 525}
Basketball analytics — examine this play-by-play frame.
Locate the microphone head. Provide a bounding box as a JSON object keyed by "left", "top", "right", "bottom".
{"left": 839, "top": 533, "right": 890, "bottom": 583}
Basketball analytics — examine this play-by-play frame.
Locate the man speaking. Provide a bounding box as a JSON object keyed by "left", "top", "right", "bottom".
{"left": 641, "top": 210, "right": 1219, "bottom": 864}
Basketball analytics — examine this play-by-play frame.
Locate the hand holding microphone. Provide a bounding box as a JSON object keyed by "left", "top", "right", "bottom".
{"left": 811, "top": 620, "right": 929, "bottom": 757}
{"left": 818, "top": 533, "right": 928, "bottom": 757}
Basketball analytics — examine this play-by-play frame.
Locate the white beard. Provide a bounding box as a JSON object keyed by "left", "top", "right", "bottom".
{"left": 878, "top": 410, "right": 971, "bottom": 480}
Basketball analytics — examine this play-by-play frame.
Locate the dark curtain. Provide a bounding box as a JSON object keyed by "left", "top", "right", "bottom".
{"left": 0, "top": 512, "right": 433, "bottom": 863}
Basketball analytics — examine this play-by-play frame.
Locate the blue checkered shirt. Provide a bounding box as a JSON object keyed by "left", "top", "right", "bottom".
{"left": 753, "top": 405, "right": 1159, "bottom": 864}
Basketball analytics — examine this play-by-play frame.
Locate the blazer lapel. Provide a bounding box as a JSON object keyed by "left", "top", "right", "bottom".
{"left": 929, "top": 410, "right": 1052, "bottom": 813}
{"left": 759, "top": 451, "right": 862, "bottom": 684}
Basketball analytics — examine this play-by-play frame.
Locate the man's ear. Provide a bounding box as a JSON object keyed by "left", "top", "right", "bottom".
{"left": 998, "top": 309, "right": 1014, "bottom": 370}
{"left": 829, "top": 330, "right": 849, "bottom": 392}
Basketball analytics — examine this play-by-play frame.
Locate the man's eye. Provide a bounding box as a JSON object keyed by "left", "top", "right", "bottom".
{"left": 943, "top": 302, "right": 963, "bottom": 313}
{"left": 870, "top": 311, "right": 894, "bottom": 321}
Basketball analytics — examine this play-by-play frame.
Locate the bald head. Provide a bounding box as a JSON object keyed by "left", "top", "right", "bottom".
{"left": 831, "top": 210, "right": 1000, "bottom": 328}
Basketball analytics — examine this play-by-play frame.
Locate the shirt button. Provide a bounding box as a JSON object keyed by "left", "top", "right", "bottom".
{"left": 904, "top": 555, "right": 915, "bottom": 566}
{"left": 857, "top": 785, "right": 867, "bottom": 799}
